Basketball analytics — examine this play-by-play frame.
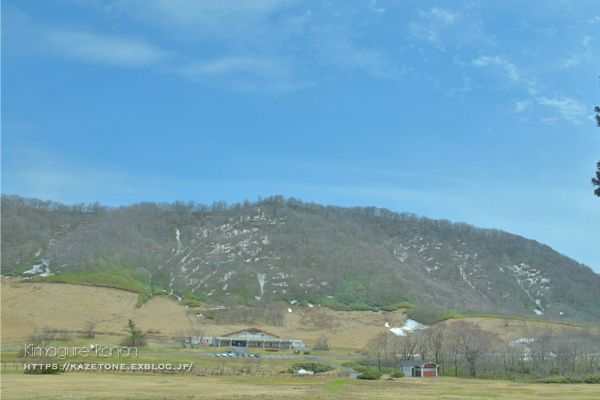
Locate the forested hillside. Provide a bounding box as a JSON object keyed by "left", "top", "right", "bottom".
{"left": 2, "top": 194, "right": 599, "bottom": 324}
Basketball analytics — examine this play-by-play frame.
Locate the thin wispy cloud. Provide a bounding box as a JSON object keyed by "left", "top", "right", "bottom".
{"left": 537, "top": 96, "right": 587, "bottom": 124}
{"left": 179, "top": 56, "right": 291, "bottom": 79}
{"left": 515, "top": 99, "right": 532, "bottom": 112}
{"left": 46, "top": 30, "right": 167, "bottom": 68}
{"left": 563, "top": 35, "right": 594, "bottom": 68}
{"left": 408, "top": 7, "right": 458, "bottom": 44}
{"left": 471, "top": 55, "right": 520, "bottom": 83}
{"left": 108, "top": 0, "right": 300, "bottom": 43}
{"left": 176, "top": 55, "right": 312, "bottom": 92}
{"left": 370, "top": 0, "right": 385, "bottom": 14}
{"left": 316, "top": 36, "right": 399, "bottom": 80}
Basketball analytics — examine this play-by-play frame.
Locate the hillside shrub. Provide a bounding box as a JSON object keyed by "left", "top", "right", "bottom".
{"left": 181, "top": 293, "right": 203, "bottom": 308}
{"left": 357, "top": 372, "right": 382, "bottom": 380}
{"left": 379, "top": 301, "right": 414, "bottom": 311}
{"left": 136, "top": 291, "right": 153, "bottom": 308}
{"left": 538, "top": 375, "right": 583, "bottom": 384}
{"left": 290, "top": 362, "right": 331, "bottom": 374}
{"left": 341, "top": 361, "right": 395, "bottom": 374}
{"left": 24, "top": 364, "right": 64, "bottom": 374}
{"left": 348, "top": 302, "right": 372, "bottom": 311}
{"left": 183, "top": 292, "right": 200, "bottom": 301}
{"left": 315, "top": 297, "right": 345, "bottom": 310}
{"left": 407, "top": 302, "right": 445, "bottom": 324}
{"left": 390, "top": 371, "right": 405, "bottom": 378}
{"left": 583, "top": 374, "right": 600, "bottom": 384}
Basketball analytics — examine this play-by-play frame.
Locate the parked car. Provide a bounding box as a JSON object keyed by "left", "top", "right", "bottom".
{"left": 228, "top": 352, "right": 236, "bottom": 357}
{"left": 254, "top": 354, "right": 261, "bottom": 358}
{"left": 215, "top": 353, "right": 221, "bottom": 357}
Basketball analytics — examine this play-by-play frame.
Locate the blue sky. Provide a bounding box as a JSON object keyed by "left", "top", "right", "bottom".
{"left": 2, "top": 0, "right": 599, "bottom": 272}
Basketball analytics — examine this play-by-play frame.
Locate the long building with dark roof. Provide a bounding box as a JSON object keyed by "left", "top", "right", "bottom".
{"left": 192, "top": 328, "right": 306, "bottom": 349}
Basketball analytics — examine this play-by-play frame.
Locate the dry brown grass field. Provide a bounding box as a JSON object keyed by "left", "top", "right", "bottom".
{"left": 2, "top": 372, "right": 600, "bottom": 400}
{"left": 1, "top": 277, "right": 408, "bottom": 346}
{"left": 1, "top": 277, "right": 589, "bottom": 348}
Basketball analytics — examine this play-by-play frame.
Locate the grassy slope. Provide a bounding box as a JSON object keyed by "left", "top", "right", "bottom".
{"left": 2, "top": 277, "right": 594, "bottom": 348}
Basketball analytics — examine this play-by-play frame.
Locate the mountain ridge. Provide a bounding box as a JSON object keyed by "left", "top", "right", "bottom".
{"left": 2, "top": 194, "right": 598, "bottom": 325}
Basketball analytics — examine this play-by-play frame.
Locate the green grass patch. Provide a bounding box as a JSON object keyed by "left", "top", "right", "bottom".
{"left": 441, "top": 313, "right": 585, "bottom": 328}
{"left": 5, "top": 259, "right": 45, "bottom": 276}
{"left": 324, "top": 378, "right": 350, "bottom": 394}
{"left": 34, "top": 267, "right": 153, "bottom": 308}
{"left": 439, "top": 392, "right": 501, "bottom": 398}
{"left": 36, "top": 267, "right": 150, "bottom": 293}
{"left": 378, "top": 301, "right": 414, "bottom": 311}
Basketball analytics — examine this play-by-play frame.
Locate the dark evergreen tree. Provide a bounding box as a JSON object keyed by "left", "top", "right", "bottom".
{"left": 593, "top": 160, "right": 600, "bottom": 197}
{"left": 123, "top": 319, "right": 146, "bottom": 347}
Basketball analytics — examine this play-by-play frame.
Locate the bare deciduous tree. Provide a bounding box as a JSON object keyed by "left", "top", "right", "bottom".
{"left": 363, "top": 331, "right": 392, "bottom": 372}
{"left": 58, "top": 330, "right": 72, "bottom": 341}
{"left": 173, "top": 331, "right": 189, "bottom": 347}
{"left": 448, "top": 320, "right": 497, "bottom": 377}
{"left": 429, "top": 323, "right": 446, "bottom": 366}
{"left": 84, "top": 320, "right": 99, "bottom": 339}
{"left": 414, "top": 329, "right": 430, "bottom": 361}
{"left": 190, "top": 326, "right": 205, "bottom": 348}
{"left": 313, "top": 335, "right": 330, "bottom": 351}
{"left": 397, "top": 331, "right": 417, "bottom": 361}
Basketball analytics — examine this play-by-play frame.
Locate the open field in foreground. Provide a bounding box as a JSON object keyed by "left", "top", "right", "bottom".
{"left": 2, "top": 372, "right": 600, "bottom": 400}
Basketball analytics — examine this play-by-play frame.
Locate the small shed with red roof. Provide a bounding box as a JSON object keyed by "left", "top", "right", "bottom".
{"left": 398, "top": 360, "right": 439, "bottom": 377}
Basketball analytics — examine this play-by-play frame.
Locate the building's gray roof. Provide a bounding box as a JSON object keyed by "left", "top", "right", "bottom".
{"left": 220, "top": 328, "right": 280, "bottom": 338}
{"left": 398, "top": 360, "right": 438, "bottom": 367}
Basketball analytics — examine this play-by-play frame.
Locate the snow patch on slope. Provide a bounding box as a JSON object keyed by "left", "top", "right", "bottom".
{"left": 389, "top": 319, "right": 428, "bottom": 336}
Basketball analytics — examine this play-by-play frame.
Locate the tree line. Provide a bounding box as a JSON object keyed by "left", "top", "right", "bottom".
{"left": 362, "top": 320, "right": 600, "bottom": 379}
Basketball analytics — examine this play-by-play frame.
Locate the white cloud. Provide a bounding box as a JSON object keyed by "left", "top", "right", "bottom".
{"left": 515, "top": 99, "right": 532, "bottom": 112}
{"left": 428, "top": 7, "right": 457, "bottom": 24}
{"left": 180, "top": 56, "right": 290, "bottom": 79}
{"left": 408, "top": 7, "right": 458, "bottom": 44}
{"left": 541, "top": 117, "right": 558, "bottom": 125}
{"left": 537, "top": 97, "right": 586, "bottom": 124}
{"left": 109, "top": 0, "right": 299, "bottom": 42}
{"left": 370, "top": 0, "right": 385, "bottom": 14}
{"left": 177, "top": 55, "right": 314, "bottom": 92}
{"left": 46, "top": 30, "right": 167, "bottom": 67}
{"left": 563, "top": 36, "right": 593, "bottom": 68}
{"left": 563, "top": 55, "right": 582, "bottom": 68}
{"left": 471, "top": 55, "right": 520, "bottom": 82}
